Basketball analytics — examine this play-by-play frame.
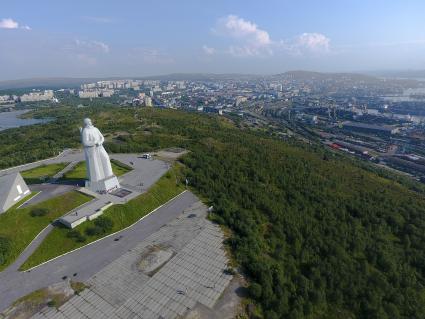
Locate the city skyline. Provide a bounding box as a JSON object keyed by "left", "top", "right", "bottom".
{"left": 1, "top": 0, "right": 425, "bottom": 80}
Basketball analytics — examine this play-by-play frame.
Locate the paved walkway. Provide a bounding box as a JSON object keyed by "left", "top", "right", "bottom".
{"left": 0, "top": 191, "right": 199, "bottom": 312}
{"left": 6, "top": 225, "right": 54, "bottom": 272}
{"left": 50, "top": 161, "right": 79, "bottom": 181}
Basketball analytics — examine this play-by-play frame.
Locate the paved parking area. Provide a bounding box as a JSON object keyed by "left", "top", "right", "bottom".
{"left": 31, "top": 201, "right": 233, "bottom": 319}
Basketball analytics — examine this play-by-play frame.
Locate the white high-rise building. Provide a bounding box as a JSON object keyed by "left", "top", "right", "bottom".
{"left": 144, "top": 96, "right": 152, "bottom": 107}
{"left": 20, "top": 90, "right": 54, "bottom": 102}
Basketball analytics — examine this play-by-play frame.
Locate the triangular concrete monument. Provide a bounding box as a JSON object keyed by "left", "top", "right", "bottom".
{"left": 0, "top": 172, "right": 31, "bottom": 214}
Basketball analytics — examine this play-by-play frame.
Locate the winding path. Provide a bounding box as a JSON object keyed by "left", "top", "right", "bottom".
{"left": 6, "top": 225, "right": 54, "bottom": 272}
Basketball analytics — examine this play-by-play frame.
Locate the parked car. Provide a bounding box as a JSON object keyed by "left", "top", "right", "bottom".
{"left": 141, "top": 153, "right": 152, "bottom": 159}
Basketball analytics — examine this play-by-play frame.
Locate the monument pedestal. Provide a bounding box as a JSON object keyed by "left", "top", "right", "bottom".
{"left": 86, "top": 175, "right": 120, "bottom": 194}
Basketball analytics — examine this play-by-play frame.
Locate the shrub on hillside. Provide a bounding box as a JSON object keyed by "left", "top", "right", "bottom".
{"left": 85, "top": 226, "right": 103, "bottom": 236}
{"left": 85, "top": 216, "right": 114, "bottom": 237}
{"left": 0, "top": 236, "right": 12, "bottom": 265}
{"left": 30, "top": 208, "right": 49, "bottom": 217}
{"left": 67, "top": 230, "right": 86, "bottom": 243}
{"left": 94, "top": 216, "right": 113, "bottom": 231}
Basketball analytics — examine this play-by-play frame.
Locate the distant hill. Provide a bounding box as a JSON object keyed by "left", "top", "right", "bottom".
{"left": 135, "top": 73, "right": 263, "bottom": 81}
{"left": 271, "top": 70, "right": 421, "bottom": 87}
{"left": 0, "top": 77, "right": 105, "bottom": 90}
{"left": 139, "top": 71, "right": 384, "bottom": 82}
{"left": 367, "top": 70, "right": 425, "bottom": 79}
{"left": 1, "top": 70, "right": 421, "bottom": 90}
{"left": 273, "top": 70, "right": 379, "bottom": 82}
{"left": 0, "top": 74, "right": 264, "bottom": 90}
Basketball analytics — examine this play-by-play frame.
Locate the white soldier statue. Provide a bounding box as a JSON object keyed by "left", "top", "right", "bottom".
{"left": 80, "top": 118, "right": 120, "bottom": 193}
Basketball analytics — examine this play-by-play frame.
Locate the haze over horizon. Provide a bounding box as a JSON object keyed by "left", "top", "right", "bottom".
{"left": 1, "top": 0, "right": 425, "bottom": 81}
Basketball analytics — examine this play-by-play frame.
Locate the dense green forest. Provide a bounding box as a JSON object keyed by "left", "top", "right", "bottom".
{"left": 1, "top": 106, "right": 425, "bottom": 318}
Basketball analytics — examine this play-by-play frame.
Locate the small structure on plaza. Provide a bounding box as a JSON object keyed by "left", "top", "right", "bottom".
{"left": 80, "top": 118, "right": 120, "bottom": 193}
{"left": 0, "top": 172, "right": 30, "bottom": 214}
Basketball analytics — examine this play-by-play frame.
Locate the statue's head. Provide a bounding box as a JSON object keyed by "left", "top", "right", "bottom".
{"left": 83, "top": 118, "right": 93, "bottom": 127}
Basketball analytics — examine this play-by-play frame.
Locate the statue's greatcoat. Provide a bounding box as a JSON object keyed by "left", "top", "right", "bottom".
{"left": 81, "top": 120, "right": 113, "bottom": 182}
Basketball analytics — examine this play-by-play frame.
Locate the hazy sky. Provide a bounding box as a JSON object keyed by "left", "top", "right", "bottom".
{"left": 1, "top": 0, "right": 425, "bottom": 80}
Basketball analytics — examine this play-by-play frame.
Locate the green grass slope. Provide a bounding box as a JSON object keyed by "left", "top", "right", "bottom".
{"left": 0, "top": 191, "right": 92, "bottom": 271}
{"left": 21, "top": 163, "right": 68, "bottom": 184}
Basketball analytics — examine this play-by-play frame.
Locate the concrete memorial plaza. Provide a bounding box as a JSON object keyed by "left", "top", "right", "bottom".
{"left": 0, "top": 150, "right": 235, "bottom": 318}
{"left": 30, "top": 201, "right": 233, "bottom": 319}
{"left": 0, "top": 149, "right": 171, "bottom": 228}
